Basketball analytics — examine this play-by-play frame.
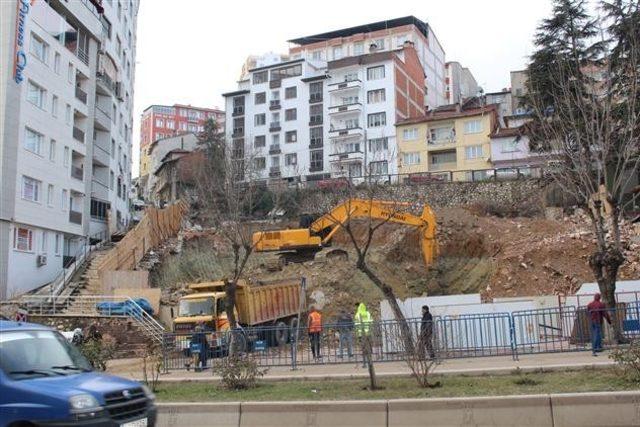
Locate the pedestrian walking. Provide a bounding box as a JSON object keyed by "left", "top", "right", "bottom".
{"left": 587, "top": 293, "right": 612, "bottom": 356}
{"left": 308, "top": 306, "right": 323, "bottom": 360}
{"left": 336, "top": 309, "right": 354, "bottom": 358}
{"left": 354, "top": 303, "right": 373, "bottom": 367}
{"left": 420, "top": 305, "right": 435, "bottom": 359}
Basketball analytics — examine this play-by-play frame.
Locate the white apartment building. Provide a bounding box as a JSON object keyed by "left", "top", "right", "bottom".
{"left": 0, "top": 0, "right": 138, "bottom": 299}
{"left": 445, "top": 61, "right": 479, "bottom": 104}
{"left": 223, "top": 17, "right": 444, "bottom": 183}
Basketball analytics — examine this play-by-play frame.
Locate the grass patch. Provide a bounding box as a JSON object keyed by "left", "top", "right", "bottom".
{"left": 155, "top": 368, "right": 634, "bottom": 402}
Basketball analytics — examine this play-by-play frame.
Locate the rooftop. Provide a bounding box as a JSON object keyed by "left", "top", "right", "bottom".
{"left": 143, "top": 104, "right": 224, "bottom": 114}
{"left": 396, "top": 102, "right": 498, "bottom": 126}
{"left": 288, "top": 16, "right": 429, "bottom": 46}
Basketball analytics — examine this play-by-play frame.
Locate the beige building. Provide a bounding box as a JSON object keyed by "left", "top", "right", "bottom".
{"left": 396, "top": 100, "right": 499, "bottom": 181}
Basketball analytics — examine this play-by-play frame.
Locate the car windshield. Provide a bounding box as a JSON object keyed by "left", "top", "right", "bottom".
{"left": 0, "top": 329, "right": 93, "bottom": 380}
{"left": 179, "top": 298, "right": 214, "bottom": 317}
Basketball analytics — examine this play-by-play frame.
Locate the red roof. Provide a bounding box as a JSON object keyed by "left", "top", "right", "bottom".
{"left": 396, "top": 103, "right": 499, "bottom": 126}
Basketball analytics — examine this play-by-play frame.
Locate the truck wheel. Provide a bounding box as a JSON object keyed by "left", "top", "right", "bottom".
{"left": 275, "top": 321, "right": 289, "bottom": 345}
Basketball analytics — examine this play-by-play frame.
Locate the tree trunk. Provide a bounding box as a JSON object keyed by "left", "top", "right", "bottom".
{"left": 589, "top": 248, "right": 626, "bottom": 343}
{"left": 224, "top": 279, "right": 238, "bottom": 329}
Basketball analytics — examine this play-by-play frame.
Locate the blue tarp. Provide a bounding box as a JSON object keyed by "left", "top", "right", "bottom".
{"left": 96, "top": 298, "right": 154, "bottom": 316}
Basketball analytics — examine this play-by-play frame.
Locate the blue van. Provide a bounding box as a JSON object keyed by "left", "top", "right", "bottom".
{"left": 0, "top": 320, "right": 157, "bottom": 427}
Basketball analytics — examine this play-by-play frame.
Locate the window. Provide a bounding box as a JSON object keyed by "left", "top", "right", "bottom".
{"left": 311, "top": 50, "right": 323, "bottom": 60}
{"left": 310, "top": 104, "right": 323, "bottom": 124}
{"left": 354, "top": 42, "right": 364, "bottom": 55}
{"left": 254, "top": 157, "right": 266, "bottom": 170}
{"left": 285, "top": 108, "right": 297, "bottom": 121}
{"left": 54, "top": 52, "right": 61, "bottom": 73}
{"left": 430, "top": 127, "right": 455, "bottom": 142}
{"left": 369, "top": 160, "right": 388, "bottom": 175}
{"left": 309, "top": 82, "right": 323, "bottom": 101}
{"left": 155, "top": 119, "right": 163, "bottom": 127}
{"left": 63, "top": 146, "right": 69, "bottom": 167}
{"left": 285, "top": 130, "right": 297, "bottom": 143}
{"left": 166, "top": 120, "right": 174, "bottom": 129}
{"left": 27, "top": 81, "right": 46, "bottom": 109}
{"left": 111, "top": 140, "right": 115, "bottom": 158}
{"left": 367, "top": 112, "right": 386, "bottom": 128}
{"left": 91, "top": 199, "right": 109, "bottom": 220}
{"left": 51, "top": 95, "right": 58, "bottom": 117}
{"left": 30, "top": 33, "right": 48, "bottom": 63}
{"left": 403, "top": 128, "right": 418, "bottom": 140}
{"left": 255, "top": 92, "right": 266, "bottom": 104}
{"left": 253, "top": 71, "right": 268, "bottom": 84}
{"left": 310, "top": 127, "right": 323, "bottom": 146}
{"left": 367, "top": 65, "right": 385, "bottom": 80}
{"left": 110, "top": 171, "right": 115, "bottom": 189}
{"left": 271, "top": 134, "right": 280, "bottom": 145}
{"left": 285, "top": 87, "right": 297, "bottom": 99}
{"left": 270, "top": 156, "right": 280, "bottom": 167}
{"left": 233, "top": 117, "right": 244, "bottom": 135}
{"left": 61, "top": 189, "right": 68, "bottom": 210}
{"left": 41, "top": 231, "right": 48, "bottom": 253}
{"left": 55, "top": 233, "right": 61, "bottom": 255}
{"left": 333, "top": 46, "right": 342, "bottom": 60}
{"left": 65, "top": 104, "right": 71, "bottom": 124}
{"left": 22, "top": 176, "right": 41, "bottom": 202}
{"left": 338, "top": 142, "right": 360, "bottom": 153}
{"left": 13, "top": 227, "right": 33, "bottom": 252}
{"left": 368, "top": 137, "right": 388, "bottom": 152}
{"left": 270, "top": 64, "right": 302, "bottom": 80}
{"left": 271, "top": 112, "right": 280, "bottom": 124}
{"left": 310, "top": 149, "right": 323, "bottom": 171}
{"left": 430, "top": 151, "right": 457, "bottom": 164}
{"left": 367, "top": 89, "right": 385, "bottom": 104}
{"left": 254, "top": 135, "right": 266, "bottom": 148}
{"left": 47, "top": 184, "right": 54, "bottom": 206}
{"left": 402, "top": 152, "right": 421, "bottom": 166}
{"left": 501, "top": 139, "right": 519, "bottom": 153}
{"left": 396, "top": 35, "right": 408, "bottom": 46}
{"left": 465, "top": 145, "right": 484, "bottom": 159}
{"left": 67, "top": 63, "right": 74, "bottom": 83}
{"left": 285, "top": 153, "right": 297, "bottom": 166}
{"left": 464, "top": 120, "right": 482, "bottom": 134}
{"left": 49, "top": 140, "right": 56, "bottom": 161}
{"left": 339, "top": 95, "right": 358, "bottom": 105}
{"left": 254, "top": 114, "right": 266, "bottom": 126}
{"left": 24, "top": 128, "right": 43, "bottom": 155}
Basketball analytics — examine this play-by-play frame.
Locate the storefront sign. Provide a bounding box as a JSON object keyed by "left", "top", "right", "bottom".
{"left": 13, "top": 0, "right": 34, "bottom": 84}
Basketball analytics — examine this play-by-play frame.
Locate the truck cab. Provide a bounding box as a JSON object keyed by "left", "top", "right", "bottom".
{"left": 0, "top": 320, "right": 157, "bottom": 427}
{"left": 173, "top": 291, "right": 231, "bottom": 333}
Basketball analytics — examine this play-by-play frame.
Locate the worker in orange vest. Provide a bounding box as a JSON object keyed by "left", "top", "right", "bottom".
{"left": 308, "top": 306, "right": 323, "bottom": 360}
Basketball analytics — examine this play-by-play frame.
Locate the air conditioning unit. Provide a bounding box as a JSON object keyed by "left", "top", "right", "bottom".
{"left": 37, "top": 254, "right": 47, "bottom": 267}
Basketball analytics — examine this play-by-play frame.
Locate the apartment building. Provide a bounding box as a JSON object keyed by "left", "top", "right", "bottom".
{"left": 396, "top": 101, "right": 499, "bottom": 181}
{"left": 139, "top": 103, "right": 224, "bottom": 178}
{"left": 288, "top": 16, "right": 447, "bottom": 110}
{"left": 0, "top": 0, "right": 138, "bottom": 299}
{"left": 445, "top": 61, "right": 479, "bottom": 104}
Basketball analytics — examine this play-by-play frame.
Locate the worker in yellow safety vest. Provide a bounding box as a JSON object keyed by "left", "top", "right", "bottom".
{"left": 354, "top": 303, "right": 373, "bottom": 367}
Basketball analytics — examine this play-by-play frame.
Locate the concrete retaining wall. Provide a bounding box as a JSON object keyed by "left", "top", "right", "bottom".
{"left": 156, "top": 391, "right": 640, "bottom": 427}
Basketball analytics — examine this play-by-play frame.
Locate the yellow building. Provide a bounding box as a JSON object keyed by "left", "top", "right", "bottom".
{"left": 396, "top": 103, "right": 499, "bottom": 181}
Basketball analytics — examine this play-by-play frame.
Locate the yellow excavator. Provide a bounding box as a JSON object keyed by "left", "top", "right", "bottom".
{"left": 252, "top": 198, "right": 437, "bottom": 267}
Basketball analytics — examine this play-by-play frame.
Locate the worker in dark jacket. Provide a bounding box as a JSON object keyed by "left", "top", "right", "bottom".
{"left": 420, "top": 305, "right": 435, "bottom": 359}
{"left": 587, "top": 293, "right": 612, "bottom": 356}
{"left": 191, "top": 324, "right": 209, "bottom": 371}
{"left": 336, "top": 310, "right": 354, "bottom": 358}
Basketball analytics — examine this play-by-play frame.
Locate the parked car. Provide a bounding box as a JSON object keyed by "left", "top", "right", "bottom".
{"left": 0, "top": 320, "right": 157, "bottom": 427}
{"left": 316, "top": 177, "right": 350, "bottom": 190}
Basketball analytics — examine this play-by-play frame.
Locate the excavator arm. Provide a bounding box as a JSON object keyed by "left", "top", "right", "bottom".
{"left": 252, "top": 198, "right": 438, "bottom": 267}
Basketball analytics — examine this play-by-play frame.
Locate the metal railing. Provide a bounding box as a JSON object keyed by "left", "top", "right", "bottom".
{"left": 160, "top": 301, "right": 640, "bottom": 371}
{"left": 72, "top": 126, "right": 85, "bottom": 143}
{"left": 21, "top": 295, "right": 165, "bottom": 344}
{"left": 71, "top": 165, "right": 84, "bottom": 180}
{"left": 69, "top": 210, "right": 82, "bottom": 225}
{"left": 75, "top": 86, "right": 88, "bottom": 104}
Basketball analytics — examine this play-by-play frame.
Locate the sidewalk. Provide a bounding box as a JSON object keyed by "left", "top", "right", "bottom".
{"left": 107, "top": 350, "right": 614, "bottom": 382}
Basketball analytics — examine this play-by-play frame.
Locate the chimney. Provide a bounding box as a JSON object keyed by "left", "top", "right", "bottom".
{"left": 403, "top": 40, "right": 415, "bottom": 49}
{"left": 369, "top": 43, "right": 378, "bottom": 53}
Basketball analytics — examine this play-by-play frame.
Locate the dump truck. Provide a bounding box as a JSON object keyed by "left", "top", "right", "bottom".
{"left": 173, "top": 278, "right": 303, "bottom": 353}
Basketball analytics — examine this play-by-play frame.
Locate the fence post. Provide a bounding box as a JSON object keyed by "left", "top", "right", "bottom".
{"left": 509, "top": 314, "right": 518, "bottom": 361}
{"left": 162, "top": 333, "right": 169, "bottom": 374}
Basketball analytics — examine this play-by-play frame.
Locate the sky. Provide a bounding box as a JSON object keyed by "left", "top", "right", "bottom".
{"left": 131, "top": 0, "right": 554, "bottom": 177}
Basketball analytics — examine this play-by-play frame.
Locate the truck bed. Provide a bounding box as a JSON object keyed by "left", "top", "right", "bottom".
{"left": 236, "top": 278, "right": 302, "bottom": 326}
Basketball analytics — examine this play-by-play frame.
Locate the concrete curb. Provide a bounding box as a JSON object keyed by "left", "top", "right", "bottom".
{"left": 137, "top": 360, "right": 614, "bottom": 383}
{"left": 155, "top": 391, "right": 640, "bottom": 427}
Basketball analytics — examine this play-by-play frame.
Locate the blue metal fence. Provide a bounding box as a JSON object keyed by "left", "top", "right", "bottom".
{"left": 161, "top": 302, "right": 640, "bottom": 371}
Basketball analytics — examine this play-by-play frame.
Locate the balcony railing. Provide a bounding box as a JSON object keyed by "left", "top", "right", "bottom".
{"left": 232, "top": 128, "right": 244, "bottom": 137}
{"left": 309, "top": 139, "right": 323, "bottom": 149}
{"left": 269, "top": 122, "right": 281, "bottom": 131}
{"left": 69, "top": 210, "right": 83, "bottom": 225}
{"left": 269, "top": 100, "right": 281, "bottom": 110}
{"left": 429, "top": 161, "right": 457, "bottom": 171}
{"left": 269, "top": 145, "right": 281, "bottom": 154}
{"left": 309, "top": 93, "right": 323, "bottom": 103}
{"left": 269, "top": 166, "right": 281, "bottom": 177}
{"left": 96, "top": 71, "right": 116, "bottom": 93}
{"left": 71, "top": 165, "right": 84, "bottom": 180}
{"left": 232, "top": 106, "right": 244, "bottom": 116}
{"left": 73, "top": 126, "right": 85, "bottom": 143}
{"left": 77, "top": 47, "right": 89, "bottom": 66}
{"left": 270, "top": 79, "right": 281, "bottom": 89}
{"left": 75, "top": 87, "right": 87, "bottom": 104}
{"left": 309, "top": 116, "right": 323, "bottom": 125}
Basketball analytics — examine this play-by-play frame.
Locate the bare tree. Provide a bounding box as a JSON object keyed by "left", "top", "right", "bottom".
{"left": 526, "top": 0, "right": 639, "bottom": 341}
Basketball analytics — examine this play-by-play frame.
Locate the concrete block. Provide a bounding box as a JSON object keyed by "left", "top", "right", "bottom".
{"left": 388, "top": 394, "right": 553, "bottom": 427}
{"left": 551, "top": 391, "right": 640, "bottom": 427}
{"left": 156, "top": 402, "right": 241, "bottom": 427}
{"left": 239, "top": 400, "right": 388, "bottom": 427}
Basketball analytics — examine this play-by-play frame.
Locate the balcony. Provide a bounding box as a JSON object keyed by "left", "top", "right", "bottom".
{"left": 73, "top": 126, "right": 85, "bottom": 143}
{"left": 269, "top": 122, "right": 281, "bottom": 132}
{"left": 92, "top": 142, "right": 110, "bottom": 166}
{"left": 428, "top": 137, "right": 456, "bottom": 146}
{"left": 429, "top": 162, "right": 457, "bottom": 172}
{"left": 96, "top": 71, "right": 116, "bottom": 94}
{"left": 309, "top": 93, "right": 323, "bottom": 104}
{"left": 71, "top": 165, "right": 84, "bottom": 181}
{"left": 328, "top": 102, "right": 362, "bottom": 116}
{"left": 329, "top": 126, "right": 363, "bottom": 140}
{"left": 232, "top": 127, "right": 244, "bottom": 137}
{"left": 269, "top": 166, "right": 281, "bottom": 177}
{"left": 309, "top": 164, "right": 324, "bottom": 173}
{"left": 269, "top": 100, "right": 281, "bottom": 111}
{"left": 94, "top": 106, "right": 111, "bottom": 131}
{"left": 75, "top": 87, "right": 87, "bottom": 104}
{"left": 309, "top": 116, "right": 323, "bottom": 126}
{"left": 69, "top": 210, "right": 82, "bottom": 225}
{"left": 328, "top": 79, "right": 361, "bottom": 92}
{"left": 91, "top": 179, "right": 109, "bottom": 200}
{"left": 232, "top": 106, "right": 244, "bottom": 116}
{"left": 309, "top": 139, "right": 323, "bottom": 149}
{"left": 269, "top": 144, "right": 281, "bottom": 154}
{"left": 329, "top": 151, "right": 364, "bottom": 163}
{"left": 270, "top": 79, "right": 282, "bottom": 89}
